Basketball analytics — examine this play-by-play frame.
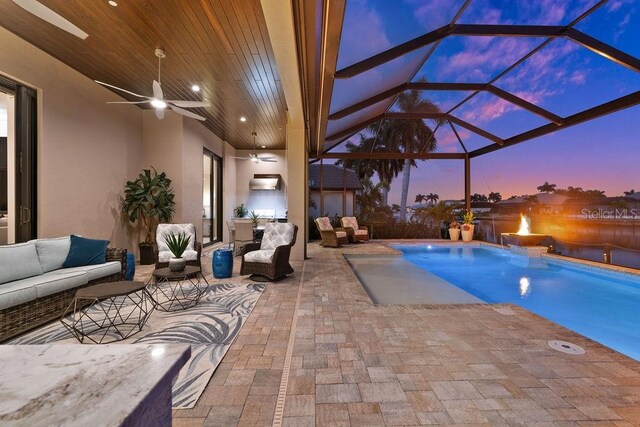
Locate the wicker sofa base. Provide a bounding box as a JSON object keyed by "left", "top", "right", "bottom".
{"left": 0, "top": 271, "right": 123, "bottom": 343}
{"left": 241, "top": 261, "right": 294, "bottom": 282}
{"left": 318, "top": 229, "right": 348, "bottom": 248}
{"left": 0, "top": 247, "right": 127, "bottom": 343}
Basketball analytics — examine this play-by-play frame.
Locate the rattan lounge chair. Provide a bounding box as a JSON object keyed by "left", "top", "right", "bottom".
{"left": 154, "top": 223, "right": 201, "bottom": 269}
{"left": 240, "top": 222, "right": 298, "bottom": 282}
{"left": 314, "top": 217, "right": 348, "bottom": 247}
{"left": 340, "top": 217, "right": 369, "bottom": 243}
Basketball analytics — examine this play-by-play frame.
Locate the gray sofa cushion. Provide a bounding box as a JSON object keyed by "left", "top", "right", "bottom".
{"left": 51, "top": 261, "right": 121, "bottom": 282}
{"left": 29, "top": 236, "right": 71, "bottom": 273}
{"left": 0, "top": 243, "right": 43, "bottom": 284}
{"left": 0, "top": 281, "right": 38, "bottom": 310}
{"left": 31, "top": 271, "right": 89, "bottom": 299}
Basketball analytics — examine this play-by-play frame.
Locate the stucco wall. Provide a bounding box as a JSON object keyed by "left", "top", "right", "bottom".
{"left": 0, "top": 27, "right": 143, "bottom": 251}
{"left": 234, "top": 150, "right": 287, "bottom": 218}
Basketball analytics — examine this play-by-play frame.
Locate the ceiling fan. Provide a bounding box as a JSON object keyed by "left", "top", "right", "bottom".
{"left": 95, "top": 48, "right": 210, "bottom": 121}
{"left": 232, "top": 132, "right": 277, "bottom": 164}
{"left": 12, "top": 0, "right": 89, "bottom": 39}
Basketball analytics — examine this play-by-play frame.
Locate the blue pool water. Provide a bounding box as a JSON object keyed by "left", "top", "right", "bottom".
{"left": 394, "top": 245, "right": 640, "bottom": 361}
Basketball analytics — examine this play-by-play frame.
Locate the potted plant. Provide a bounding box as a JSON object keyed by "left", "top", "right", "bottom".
{"left": 461, "top": 210, "right": 475, "bottom": 242}
{"left": 249, "top": 210, "right": 260, "bottom": 226}
{"left": 123, "top": 168, "right": 176, "bottom": 265}
{"left": 449, "top": 220, "right": 461, "bottom": 241}
{"left": 234, "top": 203, "right": 248, "bottom": 218}
{"left": 164, "top": 232, "right": 191, "bottom": 272}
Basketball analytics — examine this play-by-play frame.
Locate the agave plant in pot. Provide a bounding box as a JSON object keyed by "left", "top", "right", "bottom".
{"left": 122, "top": 168, "right": 176, "bottom": 264}
{"left": 165, "top": 232, "right": 191, "bottom": 272}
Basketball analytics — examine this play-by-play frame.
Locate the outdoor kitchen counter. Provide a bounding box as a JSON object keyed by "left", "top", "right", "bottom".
{"left": 0, "top": 344, "right": 190, "bottom": 426}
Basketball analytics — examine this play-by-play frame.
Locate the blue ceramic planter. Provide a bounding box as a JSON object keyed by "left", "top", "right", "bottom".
{"left": 125, "top": 252, "right": 136, "bottom": 281}
{"left": 213, "top": 248, "right": 233, "bottom": 279}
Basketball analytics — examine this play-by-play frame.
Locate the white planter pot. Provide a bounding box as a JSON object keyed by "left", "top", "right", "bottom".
{"left": 169, "top": 257, "right": 186, "bottom": 272}
{"left": 461, "top": 224, "right": 475, "bottom": 242}
{"left": 449, "top": 228, "right": 460, "bottom": 241}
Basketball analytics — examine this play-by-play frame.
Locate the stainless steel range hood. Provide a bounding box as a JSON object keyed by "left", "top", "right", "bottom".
{"left": 249, "top": 174, "right": 281, "bottom": 191}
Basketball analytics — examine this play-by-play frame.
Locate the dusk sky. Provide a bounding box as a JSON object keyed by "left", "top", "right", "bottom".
{"left": 327, "top": 0, "right": 639, "bottom": 203}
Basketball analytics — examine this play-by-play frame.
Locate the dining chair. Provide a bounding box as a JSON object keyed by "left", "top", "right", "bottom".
{"left": 233, "top": 219, "right": 254, "bottom": 256}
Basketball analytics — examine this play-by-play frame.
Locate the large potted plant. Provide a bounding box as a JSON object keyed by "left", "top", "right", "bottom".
{"left": 461, "top": 210, "right": 475, "bottom": 242}
{"left": 164, "top": 232, "right": 191, "bottom": 272}
{"left": 123, "top": 168, "right": 176, "bottom": 265}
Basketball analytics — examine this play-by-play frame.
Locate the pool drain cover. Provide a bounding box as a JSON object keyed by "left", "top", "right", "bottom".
{"left": 548, "top": 340, "right": 585, "bottom": 355}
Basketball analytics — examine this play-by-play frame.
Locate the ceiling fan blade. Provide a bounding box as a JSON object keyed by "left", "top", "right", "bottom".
{"left": 13, "top": 0, "right": 89, "bottom": 39}
{"left": 229, "top": 156, "right": 250, "bottom": 160}
{"left": 95, "top": 80, "right": 150, "bottom": 99}
{"left": 152, "top": 80, "right": 164, "bottom": 101}
{"left": 106, "top": 101, "right": 148, "bottom": 104}
{"left": 260, "top": 159, "right": 277, "bottom": 163}
{"left": 258, "top": 156, "right": 276, "bottom": 160}
{"left": 166, "top": 100, "right": 211, "bottom": 108}
{"left": 155, "top": 108, "right": 165, "bottom": 120}
{"left": 169, "top": 105, "right": 206, "bottom": 121}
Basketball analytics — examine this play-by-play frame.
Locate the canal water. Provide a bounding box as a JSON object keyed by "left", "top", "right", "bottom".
{"left": 476, "top": 216, "right": 640, "bottom": 269}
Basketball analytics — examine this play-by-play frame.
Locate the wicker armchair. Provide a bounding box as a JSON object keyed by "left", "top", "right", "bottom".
{"left": 314, "top": 217, "right": 347, "bottom": 247}
{"left": 240, "top": 223, "right": 298, "bottom": 282}
{"left": 154, "top": 223, "right": 201, "bottom": 269}
{"left": 340, "top": 217, "right": 369, "bottom": 243}
{"left": 0, "top": 247, "right": 126, "bottom": 342}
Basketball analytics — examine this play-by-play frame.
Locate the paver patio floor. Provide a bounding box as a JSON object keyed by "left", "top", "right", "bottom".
{"left": 134, "top": 240, "right": 640, "bottom": 426}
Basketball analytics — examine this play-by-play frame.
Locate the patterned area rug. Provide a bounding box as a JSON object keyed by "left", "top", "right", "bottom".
{"left": 8, "top": 283, "right": 265, "bottom": 409}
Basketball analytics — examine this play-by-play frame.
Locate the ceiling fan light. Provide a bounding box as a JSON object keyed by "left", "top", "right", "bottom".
{"left": 251, "top": 156, "right": 260, "bottom": 164}
{"left": 191, "top": 84, "right": 200, "bottom": 92}
{"left": 151, "top": 99, "right": 167, "bottom": 109}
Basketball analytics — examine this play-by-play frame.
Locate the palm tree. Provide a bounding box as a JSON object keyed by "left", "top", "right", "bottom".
{"left": 336, "top": 134, "right": 402, "bottom": 206}
{"left": 391, "top": 203, "right": 401, "bottom": 213}
{"left": 415, "top": 194, "right": 426, "bottom": 204}
{"left": 624, "top": 189, "right": 635, "bottom": 196}
{"left": 426, "top": 193, "right": 439, "bottom": 204}
{"left": 471, "top": 193, "right": 488, "bottom": 202}
{"left": 378, "top": 82, "right": 440, "bottom": 220}
{"left": 488, "top": 192, "right": 502, "bottom": 203}
{"left": 537, "top": 182, "right": 557, "bottom": 193}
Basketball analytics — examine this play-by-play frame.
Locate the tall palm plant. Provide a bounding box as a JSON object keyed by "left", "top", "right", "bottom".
{"left": 426, "top": 193, "right": 439, "bottom": 204}
{"left": 385, "top": 81, "right": 440, "bottom": 220}
{"left": 415, "top": 194, "right": 426, "bottom": 204}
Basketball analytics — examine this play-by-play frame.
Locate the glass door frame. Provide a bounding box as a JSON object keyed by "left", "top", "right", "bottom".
{"left": 203, "top": 148, "right": 222, "bottom": 246}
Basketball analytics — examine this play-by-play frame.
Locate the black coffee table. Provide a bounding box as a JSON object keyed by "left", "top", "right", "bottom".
{"left": 60, "top": 281, "right": 153, "bottom": 344}
{"left": 147, "top": 266, "right": 209, "bottom": 311}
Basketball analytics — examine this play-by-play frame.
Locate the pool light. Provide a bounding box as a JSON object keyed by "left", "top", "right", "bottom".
{"left": 519, "top": 277, "right": 531, "bottom": 297}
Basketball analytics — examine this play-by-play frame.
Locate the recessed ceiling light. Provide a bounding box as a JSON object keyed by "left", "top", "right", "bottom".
{"left": 240, "top": 116, "right": 247, "bottom": 122}
{"left": 108, "top": 1, "right": 118, "bottom": 6}
{"left": 191, "top": 84, "right": 200, "bottom": 92}
{"left": 261, "top": 145, "right": 266, "bottom": 148}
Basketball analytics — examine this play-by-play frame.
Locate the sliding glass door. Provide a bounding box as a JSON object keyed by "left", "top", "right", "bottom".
{"left": 202, "top": 149, "right": 222, "bottom": 245}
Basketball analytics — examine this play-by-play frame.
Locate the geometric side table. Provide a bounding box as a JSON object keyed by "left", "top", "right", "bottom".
{"left": 147, "top": 266, "right": 209, "bottom": 312}
{"left": 60, "top": 281, "right": 153, "bottom": 344}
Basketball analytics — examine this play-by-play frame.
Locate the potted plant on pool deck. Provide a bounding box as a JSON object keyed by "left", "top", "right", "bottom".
{"left": 449, "top": 220, "right": 461, "bottom": 241}
{"left": 165, "top": 232, "right": 191, "bottom": 272}
{"left": 461, "top": 210, "right": 475, "bottom": 242}
{"left": 123, "top": 168, "right": 176, "bottom": 265}
{"left": 249, "top": 210, "right": 260, "bottom": 227}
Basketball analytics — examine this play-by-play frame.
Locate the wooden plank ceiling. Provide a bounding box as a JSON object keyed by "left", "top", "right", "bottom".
{"left": 0, "top": 0, "right": 287, "bottom": 149}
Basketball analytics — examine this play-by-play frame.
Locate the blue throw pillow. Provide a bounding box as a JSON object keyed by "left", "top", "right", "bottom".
{"left": 62, "top": 235, "right": 110, "bottom": 268}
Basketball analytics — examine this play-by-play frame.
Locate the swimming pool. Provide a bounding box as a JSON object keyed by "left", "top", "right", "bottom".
{"left": 393, "top": 244, "right": 640, "bottom": 361}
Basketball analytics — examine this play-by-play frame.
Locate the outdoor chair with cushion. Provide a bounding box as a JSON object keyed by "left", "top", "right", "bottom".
{"left": 240, "top": 222, "right": 298, "bottom": 282}
{"left": 233, "top": 219, "right": 254, "bottom": 256}
{"left": 314, "top": 217, "right": 347, "bottom": 247}
{"left": 340, "top": 217, "right": 369, "bottom": 243}
{"left": 155, "top": 223, "right": 201, "bottom": 269}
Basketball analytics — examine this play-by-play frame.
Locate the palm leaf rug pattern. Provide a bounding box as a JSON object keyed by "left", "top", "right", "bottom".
{"left": 9, "top": 283, "right": 265, "bottom": 409}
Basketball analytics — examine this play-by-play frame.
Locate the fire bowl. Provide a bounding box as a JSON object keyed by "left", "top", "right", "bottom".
{"left": 501, "top": 233, "right": 550, "bottom": 247}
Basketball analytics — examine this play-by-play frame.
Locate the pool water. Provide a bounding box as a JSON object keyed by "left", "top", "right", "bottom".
{"left": 394, "top": 245, "right": 640, "bottom": 361}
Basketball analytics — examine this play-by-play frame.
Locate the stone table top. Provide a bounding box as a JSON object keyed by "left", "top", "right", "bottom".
{"left": 0, "top": 344, "right": 190, "bottom": 426}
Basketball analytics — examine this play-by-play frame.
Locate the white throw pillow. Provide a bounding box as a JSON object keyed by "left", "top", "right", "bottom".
{"left": 30, "top": 236, "right": 71, "bottom": 273}
{"left": 0, "top": 242, "right": 43, "bottom": 284}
